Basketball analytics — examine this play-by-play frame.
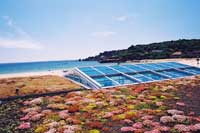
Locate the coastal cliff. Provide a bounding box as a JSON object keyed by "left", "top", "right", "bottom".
{"left": 84, "top": 39, "right": 200, "bottom": 63}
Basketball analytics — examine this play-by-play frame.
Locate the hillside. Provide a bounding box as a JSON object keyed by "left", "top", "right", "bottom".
{"left": 84, "top": 39, "right": 200, "bottom": 63}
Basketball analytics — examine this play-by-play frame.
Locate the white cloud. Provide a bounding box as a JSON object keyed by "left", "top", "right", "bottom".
{"left": 2, "top": 16, "right": 29, "bottom": 38}
{"left": 114, "top": 15, "right": 128, "bottom": 22}
{"left": 91, "top": 31, "right": 116, "bottom": 37}
{"left": 0, "top": 38, "right": 43, "bottom": 49}
{"left": 1, "top": 16, "right": 44, "bottom": 50}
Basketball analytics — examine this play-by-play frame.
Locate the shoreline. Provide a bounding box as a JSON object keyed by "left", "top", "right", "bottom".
{"left": 0, "top": 58, "right": 199, "bottom": 79}
{"left": 0, "top": 69, "right": 65, "bottom": 79}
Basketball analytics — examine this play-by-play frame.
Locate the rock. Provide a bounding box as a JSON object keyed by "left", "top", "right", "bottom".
{"left": 174, "top": 124, "right": 190, "bottom": 132}
{"left": 160, "top": 116, "right": 174, "bottom": 124}
{"left": 120, "top": 127, "right": 136, "bottom": 132}
{"left": 167, "top": 109, "right": 184, "bottom": 115}
{"left": 172, "top": 114, "right": 187, "bottom": 123}
{"left": 18, "top": 122, "right": 31, "bottom": 129}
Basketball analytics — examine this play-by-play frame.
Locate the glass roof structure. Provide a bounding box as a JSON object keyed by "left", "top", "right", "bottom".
{"left": 65, "top": 62, "right": 200, "bottom": 89}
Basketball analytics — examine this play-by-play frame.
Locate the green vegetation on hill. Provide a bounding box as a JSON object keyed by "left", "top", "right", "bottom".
{"left": 84, "top": 39, "right": 200, "bottom": 62}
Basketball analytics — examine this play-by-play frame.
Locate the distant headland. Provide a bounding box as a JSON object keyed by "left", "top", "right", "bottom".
{"left": 83, "top": 39, "right": 200, "bottom": 63}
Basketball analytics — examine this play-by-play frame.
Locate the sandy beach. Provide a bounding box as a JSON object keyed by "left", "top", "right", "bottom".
{"left": 0, "top": 58, "right": 199, "bottom": 79}
{"left": 0, "top": 70, "right": 65, "bottom": 79}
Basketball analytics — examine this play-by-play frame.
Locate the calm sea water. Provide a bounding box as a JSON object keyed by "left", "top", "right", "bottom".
{"left": 0, "top": 60, "right": 116, "bottom": 74}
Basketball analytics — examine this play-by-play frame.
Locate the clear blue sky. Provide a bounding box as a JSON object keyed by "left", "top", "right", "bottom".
{"left": 0, "top": 0, "right": 200, "bottom": 63}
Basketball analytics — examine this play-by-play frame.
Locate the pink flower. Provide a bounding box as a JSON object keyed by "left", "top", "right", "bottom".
{"left": 156, "top": 102, "right": 163, "bottom": 106}
{"left": 172, "top": 114, "right": 187, "bottom": 123}
{"left": 132, "top": 122, "right": 143, "bottom": 129}
{"left": 103, "top": 112, "right": 113, "bottom": 118}
{"left": 176, "top": 102, "right": 185, "bottom": 106}
{"left": 143, "top": 120, "right": 153, "bottom": 127}
{"left": 30, "top": 114, "right": 44, "bottom": 121}
{"left": 167, "top": 109, "right": 184, "bottom": 115}
{"left": 18, "top": 122, "right": 31, "bottom": 129}
{"left": 141, "top": 115, "right": 154, "bottom": 120}
{"left": 188, "top": 111, "right": 195, "bottom": 116}
{"left": 59, "top": 110, "right": 69, "bottom": 119}
{"left": 151, "top": 122, "right": 160, "bottom": 127}
{"left": 120, "top": 127, "right": 135, "bottom": 132}
{"left": 46, "top": 128, "right": 56, "bottom": 133}
{"left": 160, "top": 116, "right": 174, "bottom": 124}
{"left": 20, "top": 115, "right": 30, "bottom": 121}
{"left": 41, "top": 109, "right": 52, "bottom": 115}
{"left": 191, "top": 123, "right": 200, "bottom": 131}
{"left": 29, "top": 97, "right": 43, "bottom": 105}
{"left": 112, "top": 109, "right": 123, "bottom": 114}
{"left": 174, "top": 124, "right": 190, "bottom": 132}
{"left": 144, "top": 129, "right": 161, "bottom": 133}
{"left": 22, "top": 106, "right": 41, "bottom": 113}
{"left": 157, "top": 126, "right": 170, "bottom": 131}
{"left": 123, "top": 119, "right": 133, "bottom": 124}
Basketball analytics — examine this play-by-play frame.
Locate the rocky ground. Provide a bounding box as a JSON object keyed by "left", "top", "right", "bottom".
{"left": 1, "top": 76, "right": 200, "bottom": 133}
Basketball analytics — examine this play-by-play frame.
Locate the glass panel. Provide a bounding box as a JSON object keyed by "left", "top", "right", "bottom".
{"left": 140, "top": 71, "right": 168, "bottom": 80}
{"left": 159, "top": 62, "right": 189, "bottom": 68}
{"left": 79, "top": 67, "right": 103, "bottom": 77}
{"left": 146, "top": 63, "right": 168, "bottom": 70}
{"left": 94, "top": 66, "right": 119, "bottom": 75}
{"left": 108, "top": 75, "right": 138, "bottom": 84}
{"left": 136, "top": 64, "right": 160, "bottom": 71}
{"left": 111, "top": 65, "right": 133, "bottom": 73}
{"left": 123, "top": 64, "right": 147, "bottom": 72}
{"left": 129, "top": 73, "right": 153, "bottom": 82}
{"left": 182, "top": 67, "right": 200, "bottom": 74}
{"left": 169, "top": 62, "right": 190, "bottom": 67}
{"left": 93, "top": 76, "right": 117, "bottom": 87}
{"left": 157, "top": 69, "right": 191, "bottom": 78}
{"left": 156, "top": 63, "right": 173, "bottom": 69}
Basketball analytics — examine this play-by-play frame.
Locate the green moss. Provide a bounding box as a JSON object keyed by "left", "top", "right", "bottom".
{"left": 127, "top": 105, "right": 135, "bottom": 109}
{"left": 127, "top": 95, "right": 137, "bottom": 99}
{"left": 160, "top": 95, "right": 167, "bottom": 99}
{"left": 153, "top": 86, "right": 159, "bottom": 91}
{"left": 135, "top": 102, "right": 150, "bottom": 110}
{"left": 149, "top": 96, "right": 157, "bottom": 100}
{"left": 174, "top": 96, "right": 180, "bottom": 100}
{"left": 89, "top": 129, "right": 100, "bottom": 133}
{"left": 170, "top": 128, "right": 179, "bottom": 133}
{"left": 47, "top": 114, "right": 61, "bottom": 121}
{"left": 158, "top": 106, "right": 168, "bottom": 110}
{"left": 117, "top": 114, "right": 126, "bottom": 120}
{"left": 35, "top": 126, "right": 47, "bottom": 133}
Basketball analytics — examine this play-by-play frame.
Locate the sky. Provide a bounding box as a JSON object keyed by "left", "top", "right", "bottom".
{"left": 0, "top": 0, "right": 200, "bottom": 63}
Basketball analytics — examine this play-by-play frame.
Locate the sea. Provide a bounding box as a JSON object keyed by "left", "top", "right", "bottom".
{"left": 0, "top": 60, "right": 116, "bottom": 74}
